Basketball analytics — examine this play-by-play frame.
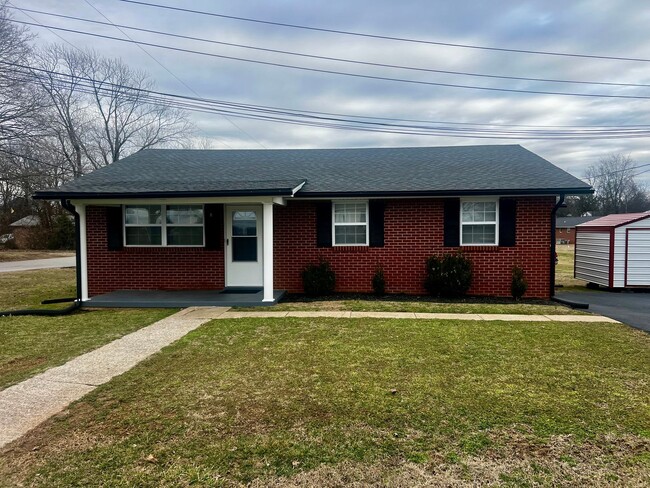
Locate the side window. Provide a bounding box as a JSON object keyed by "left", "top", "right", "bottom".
{"left": 333, "top": 201, "right": 368, "bottom": 246}
{"left": 460, "top": 200, "right": 498, "bottom": 245}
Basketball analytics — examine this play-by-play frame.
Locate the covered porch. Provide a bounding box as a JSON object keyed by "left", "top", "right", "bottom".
{"left": 83, "top": 288, "right": 286, "bottom": 308}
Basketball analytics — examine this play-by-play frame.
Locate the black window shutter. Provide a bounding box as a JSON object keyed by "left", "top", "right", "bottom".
{"left": 443, "top": 199, "right": 460, "bottom": 247}
{"left": 499, "top": 199, "right": 517, "bottom": 247}
{"left": 369, "top": 200, "right": 385, "bottom": 247}
{"left": 106, "top": 206, "right": 123, "bottom": 251}
{"left": 315, "top": 201, "right": 332, "bottom": 247}
{"left": 204, "top": 203, "right": 224, "bottom": 250}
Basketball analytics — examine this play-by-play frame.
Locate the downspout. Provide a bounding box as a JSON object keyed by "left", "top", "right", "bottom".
{"left": 549, "top": 194, "right": 565, "bottom": 298}
{"left": 61, "top": 198, "right": 82, "bottom": 302}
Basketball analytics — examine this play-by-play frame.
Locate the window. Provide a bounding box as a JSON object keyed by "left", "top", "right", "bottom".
{"left": 333, "top": 201, "right": 368, "bottom": 245}
{"left": 460, "top": 200, "right": 498, "bottom": 245}
{"left": 124, "top": 204, "right": 204, "bottom": 246}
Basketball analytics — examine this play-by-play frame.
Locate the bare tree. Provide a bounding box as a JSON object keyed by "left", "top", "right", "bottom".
{"left": 585, "top": 154, "right": 649, "bottom": 214}
{"left": 0, "top": 2, "right": 42, "bottom": 152}
{"left": 32, "top": 45, "right": 94, "bottom": 178}
{"left": 33, "top": 45, "right": 192, "bottom": 175}
{"left": 84, "top": 56, "right": 192, "bottom": 167}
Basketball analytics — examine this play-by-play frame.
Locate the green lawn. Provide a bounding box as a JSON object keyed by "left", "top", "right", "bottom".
{"left": 556, "top": 244, "right": 588, "bottom": 291}
{"left": 2, "top": 317, "right": 648, "bottom": 486}
{"left": 247, "top": 297, "right": 585, "bottom": 315}
{"left": 0, "top": 268, "right": 77, "bottom": 311}
{"left": 0, "top": 268, "right": 175, "bottom": 388}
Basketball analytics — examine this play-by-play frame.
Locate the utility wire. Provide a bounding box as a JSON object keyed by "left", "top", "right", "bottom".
{"left": 11, "top": 19, "right": 650, "bottom": 101}
{"left": 81, "top": 0, "right": 237, "bottom": 149}
{"left": 5, "top": 62, "right": 650, "bottom": 137}
{"left": 6, "top": 1, "right": 79, "bottom": 51}
{"left": 118, "top": 0, "right": 650, "bottom": 64}
{"left": 10, "top": 6, "right": 650, "bottom": 89}
{"left": 5, "top": 61, "right": 650, "bottom": 140}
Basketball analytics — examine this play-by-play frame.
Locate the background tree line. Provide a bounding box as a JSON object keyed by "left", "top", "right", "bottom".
{"left": 0, "top": 2, "right": 193, "bottom": 248}
{"left": 559, "top": 154, "right": 650, "bottom": 217}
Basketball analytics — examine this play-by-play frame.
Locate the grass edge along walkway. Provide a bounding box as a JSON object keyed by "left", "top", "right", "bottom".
{"left": 0, "top": 307, "right": 223, "bottom": 449}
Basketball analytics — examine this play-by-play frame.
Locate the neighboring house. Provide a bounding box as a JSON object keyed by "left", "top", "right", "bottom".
{"left": 34, "top": 145, "right": 592, "bottom": 305}
{"left": 9, "top": 215, "right": 41, "bottom": 248}
{"left": 575, "top": 211, "right": 650, "bottom": 288}
{"left": 556, "top": 216, "right": 597, "bottom": 244}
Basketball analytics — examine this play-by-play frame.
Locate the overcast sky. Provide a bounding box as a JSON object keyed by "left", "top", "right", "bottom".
{"left": 11, "top": 0, "right": 650, "bottom": 184}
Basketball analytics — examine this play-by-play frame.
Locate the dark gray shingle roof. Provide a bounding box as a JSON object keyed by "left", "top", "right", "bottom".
{"left": 556, "top": 216, "right": 598, "bottom": 228}
{"left": 34, "top": 144, "right": 592, "bottom": 199}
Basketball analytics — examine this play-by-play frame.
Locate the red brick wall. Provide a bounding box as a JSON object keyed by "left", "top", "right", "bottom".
{"left": 274, "top": 198, "right": 554, "bottom": 299}
{"left": 86, "top": 206, "right": 224, "bottom": 295}
{"left": 86, "top": 197, "right": 554, "bottom": 299}
{"left": 557, "top": 227, "right": 576, "bottom": 244}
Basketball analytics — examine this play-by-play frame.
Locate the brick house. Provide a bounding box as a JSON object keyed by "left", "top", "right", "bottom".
{"left": 34, "top": 145, "right": 592, "bottom": 305}
{"left": 555, "top": 216, "right": 597, "bottom": 244}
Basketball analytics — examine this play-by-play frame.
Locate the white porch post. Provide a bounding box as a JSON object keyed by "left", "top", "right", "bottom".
{"left": 77, "top": 204, "right": 89, "bottom": 302}
{"left": 262, "top": 202, "right": 274, "bottom": 302}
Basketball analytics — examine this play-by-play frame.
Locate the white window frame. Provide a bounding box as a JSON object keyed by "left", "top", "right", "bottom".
{"left": 460, "top": 198, "right": 499, "bottom": 246}
{"left": 123, "top": 204, "right": 205, "bottom": 247}
{"left": 332, "top": 200, "right": 369, "bottom": 247}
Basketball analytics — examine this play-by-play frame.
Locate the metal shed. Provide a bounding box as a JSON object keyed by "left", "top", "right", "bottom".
{"left": 574, "top": 212, "right": 650, "bottom": 288}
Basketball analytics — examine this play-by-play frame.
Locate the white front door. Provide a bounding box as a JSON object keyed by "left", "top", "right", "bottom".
{"left": 225, "top": 205, "right": 263, "bottom": 287}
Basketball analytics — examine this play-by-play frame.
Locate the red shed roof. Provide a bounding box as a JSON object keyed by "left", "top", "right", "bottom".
{"left": 577, "top": 211, "right": 650, "bottom": 230}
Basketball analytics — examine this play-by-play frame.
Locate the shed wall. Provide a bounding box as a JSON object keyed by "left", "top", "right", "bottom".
{"left": 575, "top": 231, "right": 610, "bottom": 286}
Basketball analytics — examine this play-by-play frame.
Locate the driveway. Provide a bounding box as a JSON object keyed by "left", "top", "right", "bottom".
{"left": 557, "top": 290, "right": 650, "bottom": 332}
{"left": 0, "top": 257, "right": 76, "bottom": 273}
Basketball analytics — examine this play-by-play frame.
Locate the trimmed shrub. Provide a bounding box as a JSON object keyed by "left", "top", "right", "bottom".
{"left": 424, "top": 252, "right": 473, "bottom": 297}
{"left": 511, "top": 266, "right": 528, "bottom": 300}
{"left": 372, "top": 265, "right": 386, "bottom": 296}
{"left": 302, "top": 258, "right": 336, "bottom": 296}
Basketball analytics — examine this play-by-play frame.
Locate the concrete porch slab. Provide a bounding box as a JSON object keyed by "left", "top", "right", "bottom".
{"left": 84, "top": 289, "right": 286, "bottom": 308}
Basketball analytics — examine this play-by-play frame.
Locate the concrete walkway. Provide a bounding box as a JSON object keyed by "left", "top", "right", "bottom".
{"left": 0, "top": 256, "right": 76, "bottom": 273}
{"left": 214, "top": 310, "right": 620, "bottom": 323}
{"left": 0, "top": 306, "right": 618, "bottom": 449}
{"left": 0, "top": 307, "right": 228, "bottom": 448}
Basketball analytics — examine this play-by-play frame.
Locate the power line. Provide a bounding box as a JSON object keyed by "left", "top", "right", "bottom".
{"left": 590, "top": 162, "right": 650, "bottom": 178}
{"left": 11, "top": 19, "right": 650, "bottom": 101}
{"left": 80, "top": 0, "right": 232, "bottom": 149}
{"left": 13, "top": 2, "right": 262, "bottom": 150}
{"left": 118, "top": 0, "right": 650, "bottom": 64}
{"left": 10, "top": 6, "right": 650, "bottom": 90}
{"left": 6, "top": 61, "right": 650, "bottom": 140}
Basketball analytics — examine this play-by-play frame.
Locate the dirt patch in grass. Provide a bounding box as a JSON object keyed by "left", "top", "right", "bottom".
{"left": 0, "top": 250, "right": 74, "bottom": 262}
{"left": 1, "top": 317, "right": 647, "bottom": 486}
{"left": 253, "top": 433, "right": 649, "bottom": 487}
{"left": 250, "top": 433, "right": 650, "bottom": 488}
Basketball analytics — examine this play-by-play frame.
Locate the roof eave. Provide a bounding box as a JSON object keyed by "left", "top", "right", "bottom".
{"left": 33, "top": 188, "right": 300, "bottom": 200}
{"left": 293, "top": 187, "right": 594, "bottom": 198}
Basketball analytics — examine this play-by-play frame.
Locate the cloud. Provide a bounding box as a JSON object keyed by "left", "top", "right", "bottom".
{"left": 15, "top": 0, "right": 650, "bottom": 185}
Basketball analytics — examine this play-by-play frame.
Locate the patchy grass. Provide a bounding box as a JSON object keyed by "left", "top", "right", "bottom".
{"left": 2, "top": 317, "right": 648, "bottom": 486}
{"left": 239, "top": 295, "right": 585, "bottom": 315}
{"left": 556, "top": 244, "right": 589, "bottom": 291}
{"left": 0, "top": 250, "right": 74, "bottom": 262}
{"left": 0, "top": 267, "right": 175, "bottom": 388}
{"left": 0, "top": 268, "right": 77, "bottom": 311}
{"left": 0, "top": 308, "right": 175, "bottom": 389}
